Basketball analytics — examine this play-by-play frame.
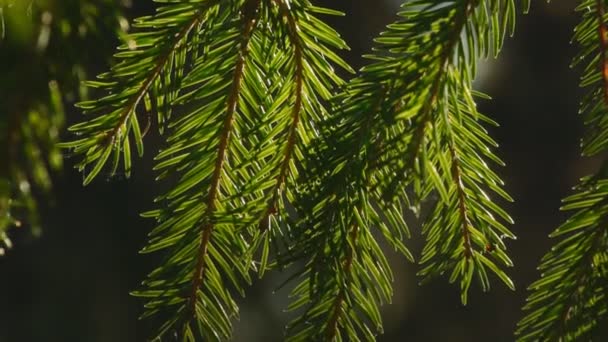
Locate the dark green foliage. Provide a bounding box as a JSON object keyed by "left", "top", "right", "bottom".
{"left": 0, "top": 0, "right": 125, "bottom": 254}
{"left": 516, "top": 0, "right": 608, "bottom": 340}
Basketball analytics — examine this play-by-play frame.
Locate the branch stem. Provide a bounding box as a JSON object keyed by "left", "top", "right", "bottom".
{"left": 184, "top": 0, "right": 261, "bottom": 325}
{"left": 596, "top": 0, "right": 608, "bottom": 105}
{"left": 259, "top": 0, "right": 304, "bottom": 231}
{"left": 101, "top": 7, "right": 210, "bottom": 147}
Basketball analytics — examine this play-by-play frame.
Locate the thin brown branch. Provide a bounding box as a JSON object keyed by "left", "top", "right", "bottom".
{"left": 259, "top": 0, "right": 304, "bottom": 232}
{"left": 183, "top": 0, "right": 261, "bottom": 327}
{"left": 596, "top": 0, "right": 608, "bottom": 105}
{"left": 445, "top": 0, "right": 483, "bottom": 261}
{"left": 100, "top": 8, "right": 209, "bottom": 148}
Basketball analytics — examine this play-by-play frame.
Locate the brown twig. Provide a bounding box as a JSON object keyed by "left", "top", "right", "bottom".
{"left": 259, "top": 0, "right": 304, "bottom": 232}
{"left": 183, "top": 0, "right": 261, "bottom": 329}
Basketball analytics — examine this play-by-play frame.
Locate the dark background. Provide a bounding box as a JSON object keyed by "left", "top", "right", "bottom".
{"left": 0, "top": 0, "right": 593, "bottom": 341}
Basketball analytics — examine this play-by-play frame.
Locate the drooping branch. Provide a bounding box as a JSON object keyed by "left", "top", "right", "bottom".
{"left": 258, "top": 0, "right": 305, "bottom": 231}
{"left": 185, "top": 0, "right": 261, "bottom": 322}
{"left": 101, "top": 13, "right": 206, "bottom": 148}
{"left": 61, "top": 1, "right": 219, "bottom": 185}
{"left": 517, "top": 1, "right": 608, "bottom": 338}
{"left": 287, "top": 0, "right": 518, "bottom": 338}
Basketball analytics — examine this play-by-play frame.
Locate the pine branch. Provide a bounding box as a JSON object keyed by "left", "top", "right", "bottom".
{"left": 132, "top": 1, "right": 267, "bottom": 339}
{"left": 54, "top": 0, "right": 524, "bottom": 340}
{"left": 53, "top": 0, "right": 352, "bottom": 338}
{"left": 517, "top": 181, "right": 608, "bottom": 341}
{"left": 286, "top": 1, "right": 518, "bottom": 339}
{"left": 257, "top": 0, "right": 305, "bottom": 234}
{"left": 59, "top": 0, "right": 220, "bottom": 185}
{"left": 394, "top": 0, "right": 516, "bottom": 304}
{"left": 130, "top": 0, "right": 349, "bottom": 339}
{"left": 517, "top": 0, "right": 608, "bottom": 339}
{"left": 184, "top": 0, "right": 259, "bottom": 328}
{"left": 187, "top": 0, "right": 259, "bottom": 330}
{"left": 240, "top": 0, "right": 351, "bottom": 274}
{"left": 417, "top": 79, "right": 516, "bottom": 304}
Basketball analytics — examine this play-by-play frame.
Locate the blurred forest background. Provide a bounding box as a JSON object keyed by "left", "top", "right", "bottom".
{"left": 0, "top": 0, "right": 590, "bottom": 341}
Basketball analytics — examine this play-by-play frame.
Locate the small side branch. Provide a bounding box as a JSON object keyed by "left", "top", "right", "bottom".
{"left": 101, "top": 9, "right": 208, "bottom": 147}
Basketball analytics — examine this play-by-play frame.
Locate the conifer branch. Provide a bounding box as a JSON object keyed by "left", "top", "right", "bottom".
{"left": 102, "top": 0, "right": 352, "bottom": 338}
{"left": 517, "top": 0, "right": 608, "bottom": 338}
{"left": 410, "top": 0, "right": 516, "bottom": 304}
{"left": 553, "top": 220, "right": 606, "bottom": 338}
{"left": 241, "top": 0, "right": 351, "bottom": 275}
{"left": 52, "top": 0, "right": 529, "bottom": 340}
{"left": 130, "top": 1, "right": 277, "bottom": 338}
{"left": 411, "top": 0, "right": 482, "bottom": 260}
{"left": 185, "top": 0, "right": 260, "bottom": 323}
{"left": 517, "top": 184, "right": 608, "bottom": 340}
{"left": 258, "top": 0, "right": 305, "bottom": 232}
{"left": 284, "top": 1, "right": 519, "bottom": 339}
{"left": 60, "top": 0, "right": 219, "bottom": 185}
{"left": 103, "top": 14, "right": 205, "bottom": 153}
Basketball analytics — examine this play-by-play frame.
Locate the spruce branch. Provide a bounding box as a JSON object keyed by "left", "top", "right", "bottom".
{"left": 257, "top": 0, "right": 305, "bottom": 233}
{"left": 285, "top": 1, "right": 518, "bottom": 339}
{"left": 184, "top": 0, "right": 260, "bottom": 329}
{"left": 51, "top": 0, "right": 530, "bottom": 340}
{"left": 240, "top": 0, "right": 351, "bottom": 274}
{"left": 394, "top": 0, "right": 516, "bottom": 304}
{"left": 132, "top": 0, "right": 351, "bottom": 338}
{"left": 517, "top": 0, "right": 608, "bottom": 339}
{"left": 132, "top": 1, "right": 267, "bottom": 339}
{"left": 59, "top": 0, "right": 220, "bottom": 185}
{"left": 516, "top": 181, "right": 608, "bottom": 341}
{"left": 56, "top": 0, "right": 352, "bottom": 338}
